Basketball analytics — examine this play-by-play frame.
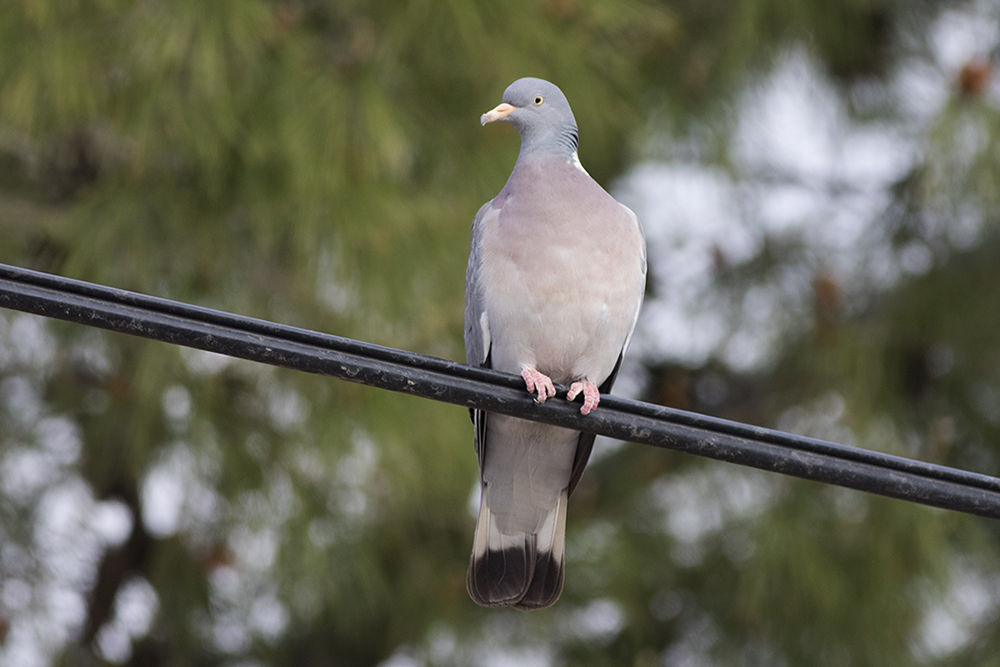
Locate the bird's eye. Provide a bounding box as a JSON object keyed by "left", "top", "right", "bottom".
{"left": 533, "top": 95, "right": 544, "bottom": 106}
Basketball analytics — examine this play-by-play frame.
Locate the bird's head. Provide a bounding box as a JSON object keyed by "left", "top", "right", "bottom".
{"left": 481, "top": 77, "right": 579, "bottom": 159}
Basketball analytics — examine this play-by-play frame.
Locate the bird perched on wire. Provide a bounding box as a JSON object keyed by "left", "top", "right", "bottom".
{"left": 465, "top": 78, "right": 646, "bottom": 609}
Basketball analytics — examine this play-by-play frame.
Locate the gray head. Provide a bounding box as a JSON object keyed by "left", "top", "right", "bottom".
{"left": 481, "top": 77, "right": 579, "bottom": 159}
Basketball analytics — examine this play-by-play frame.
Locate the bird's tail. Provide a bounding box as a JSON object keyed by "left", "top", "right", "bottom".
{"left": 467, "top": 487, "right": 568, "bottom": 610}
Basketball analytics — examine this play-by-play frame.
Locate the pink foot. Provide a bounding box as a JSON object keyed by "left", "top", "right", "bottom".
{"left": 522, "top": 368, "right": 556, "bottom": 403}
{"left": 567, "top": 380, "right": 600, "bottom": 415}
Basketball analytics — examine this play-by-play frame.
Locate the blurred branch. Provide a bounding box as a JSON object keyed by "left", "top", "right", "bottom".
{"left": 82, "top": 481, "right": 152, "bottom": 648}
{"left": 2, "top": 263, "right": 1000, "bottom": 519}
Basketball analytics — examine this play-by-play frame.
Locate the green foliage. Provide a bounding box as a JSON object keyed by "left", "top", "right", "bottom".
{"left": 1, "top": 0, "right": 999, "bottom": 665}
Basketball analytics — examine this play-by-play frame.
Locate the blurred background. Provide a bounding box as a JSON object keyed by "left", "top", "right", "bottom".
{"left": 1, "top": 0, "right": 1000, "bottom": 665}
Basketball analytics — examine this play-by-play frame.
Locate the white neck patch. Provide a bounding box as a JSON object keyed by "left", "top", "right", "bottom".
{"left": 569, "top": 151, "right": 590, "bottom": 175}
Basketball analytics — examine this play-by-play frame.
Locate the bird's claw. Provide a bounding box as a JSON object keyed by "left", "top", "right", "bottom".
{"left": 567, "top": 380, "right": 600, "bottom": 415}
{"left": 522, "top": 368, "right": 556, "bottom": 403}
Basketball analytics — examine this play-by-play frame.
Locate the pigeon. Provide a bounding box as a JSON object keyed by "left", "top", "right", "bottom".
{"left": 465, "top": 78, "right": 646, "bottom": 609}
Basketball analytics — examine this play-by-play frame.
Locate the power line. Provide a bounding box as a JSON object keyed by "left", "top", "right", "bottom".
{"left": 2, "top": 262, "right": 1000, "bottom": 519}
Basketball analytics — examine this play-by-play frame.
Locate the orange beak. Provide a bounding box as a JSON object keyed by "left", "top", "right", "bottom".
{"left": 480, "top": 102, "right": 516, "bottom": 126}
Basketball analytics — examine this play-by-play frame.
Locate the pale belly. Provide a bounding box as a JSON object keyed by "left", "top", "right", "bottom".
{"left": 481, "top": 247, "right": 641, "bottom": 385}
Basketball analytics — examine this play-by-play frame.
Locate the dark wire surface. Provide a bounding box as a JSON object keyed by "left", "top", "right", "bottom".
{"left": 2, "top": 262, "right": 999, "bottom": 519}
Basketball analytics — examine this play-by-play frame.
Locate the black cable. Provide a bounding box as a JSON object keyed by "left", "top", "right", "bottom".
{"left": 2, "top": 262, "right": 999, "bottom": 519}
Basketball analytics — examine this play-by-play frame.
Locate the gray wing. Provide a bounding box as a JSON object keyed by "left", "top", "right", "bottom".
{"left": 619, "top": 203, "right": 647, "bottom": 359}
{"left": 465, "top": 200, "right": 496, "bottom": 370}
{"left": 465, "top": 201, "right": 497, "bottom": 469}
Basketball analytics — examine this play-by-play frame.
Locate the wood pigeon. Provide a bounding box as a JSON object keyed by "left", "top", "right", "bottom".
{"left": 465, "top": 78, "right": 646, "bottom": 609}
